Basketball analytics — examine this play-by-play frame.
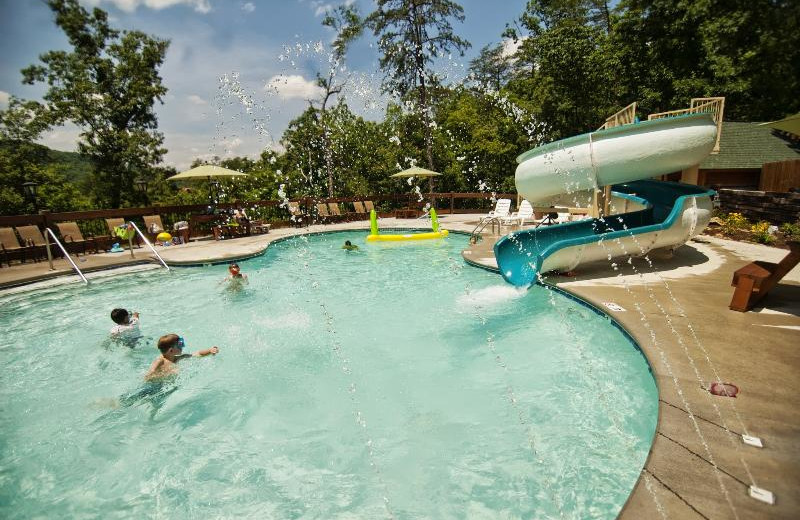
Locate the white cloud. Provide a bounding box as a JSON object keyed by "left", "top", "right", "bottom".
{"left": 312, "top": 2, "right": 333, "bottom": 17}
{"left": 0, "top": 91, "right": 9, "bottom": 109}
{"left": 264, "top": 74, "right": 323, "bottom": 100}
{"left": 241, "top": 2, "right": 255, "bottom": 13}
{"left": 187, "top": 94, "right": 207, "bottom": 105}
{"left": 501, "top": 37, "right": 524, "bottom": 60}
{"left": 87, "top": 0, "right": 211, "bottom": 14}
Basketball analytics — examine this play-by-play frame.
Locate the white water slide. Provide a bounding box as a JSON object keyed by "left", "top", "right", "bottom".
{"left": 494, "top": 113, "right": 718, "bottom": 286}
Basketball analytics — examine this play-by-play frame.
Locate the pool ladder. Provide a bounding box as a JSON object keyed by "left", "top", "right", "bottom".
{"left": 42, "top": 221, "right": 170, "bottom": 285}
{"left": 44, "top": 227, "right": 89, "bottom": 284}
{"left": 468, "top": 217, "right": 504, "bottom": 244}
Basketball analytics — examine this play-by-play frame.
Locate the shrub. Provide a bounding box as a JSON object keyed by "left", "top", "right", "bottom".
{"left": 720, "top": 212, "right": 749, "bottom": 235}
{"left": 751, "top": 221, "right": 774, "bottom": 244}
{"left": 779, "top": 220, "right": 800, "bottom": 239}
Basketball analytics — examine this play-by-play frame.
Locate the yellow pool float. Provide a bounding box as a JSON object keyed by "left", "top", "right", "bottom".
{"left": 366, "top": 208, "right": 449, "bottom": 242}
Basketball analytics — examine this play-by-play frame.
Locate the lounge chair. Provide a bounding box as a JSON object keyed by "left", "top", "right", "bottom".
{"left": 142, "top": 215, "right": 165, "bottom": 242}
{"left": 56, "top": 221, "right": 104, "bottom": 254}
{"left": 0, "top": 227, "right": 29, "bottom": 265}
{"left": 316, "top": 203, "right": 331, "bottom": 222}
{"left": 353, "top": 201, "right": 368, "bottom": 220}
{"left": 327, "top": 203, "right": 345, "bottom": 220}
{"left": 106, "top": 218, "right": 141, "bottom": 248}
{"left": 286, "top": 201, "right": 306, "bottom": 227}
{"left": 482, "top": 198, "right": 511, "bottom": 223}
{"left": 16, "top": 225, "right": 51, "bottom": 261}
{"left": 364, "top": 200, "right": 376, "bottom": 213}
{"left": 501, "top": 200, "right": 534, "bottom": 229}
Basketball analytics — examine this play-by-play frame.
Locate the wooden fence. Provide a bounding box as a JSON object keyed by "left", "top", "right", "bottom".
{"left": 0, "top": 192, "right": 515, "bottom": 242}
{"left": 760, "top": 159, "right": 800, "bottom": 192}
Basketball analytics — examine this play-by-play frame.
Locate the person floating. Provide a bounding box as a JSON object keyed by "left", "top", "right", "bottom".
{"left": 342, "top": 240, "right": 359, "bottom": 251}
{"left": 145, "top": 334, "right": 219, "bottom": 381}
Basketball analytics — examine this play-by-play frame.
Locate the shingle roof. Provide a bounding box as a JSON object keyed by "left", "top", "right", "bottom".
{"left": 700, "top": 122, "right": 799, "bottom": 169}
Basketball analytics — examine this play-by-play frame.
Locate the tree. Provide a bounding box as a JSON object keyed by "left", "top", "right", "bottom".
{"left": 366, "top": 0, "right": 470, "bottom": 175}
{"left": 613, "top": 0, "right": 800, "bottom": 120}
{"left": 19, "top": 0, "right": 169, "bottom": 208}
{"left": 314, "top": 4, "right": 363, "bottom": 197}
{"left": 468, "top": 43, "right": 513, "bottom": 92}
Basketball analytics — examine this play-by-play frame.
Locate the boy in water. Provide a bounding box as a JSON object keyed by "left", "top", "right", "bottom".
{"left": 145, "top": 334, "right": 219, "bottom": 381}
{"left": 110, "top": 308, "right": 141, "bottom": 343}
{"left": 342, "top": 240, "right": 359, "bottom": 251}
{"left": 221, "top": 262, "right": 248, "bottom": 291}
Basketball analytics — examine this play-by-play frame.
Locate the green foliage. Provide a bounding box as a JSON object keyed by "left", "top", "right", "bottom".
{"left": 367, "top": 0, "right": 470, "bottom": 170}
{"left": 17, "top": 0, "right": 169, "bottom": 209}
{"left": 719, "top": 212, "right": 749, "bottom": 234}
{"left": 779, "top": 221, "right": 800, "bottom": 239}
{"left": 750, "top": 221, "right": 774, "bottom": 244}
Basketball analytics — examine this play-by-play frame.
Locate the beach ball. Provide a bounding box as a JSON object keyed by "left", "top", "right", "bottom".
{"left": 156, "top": 232, "right": 172, "bottom": 242}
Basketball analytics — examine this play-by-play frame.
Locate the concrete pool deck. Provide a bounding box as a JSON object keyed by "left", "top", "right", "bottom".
{"left": 1, "top": 215, "right": 798, "bottom": 518}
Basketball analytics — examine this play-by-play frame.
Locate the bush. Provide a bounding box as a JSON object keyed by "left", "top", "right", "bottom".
{"left": 779, "top": 220, "right": 800, "bottom": 239}
{"left": 751, "top": 221, "right": 775, "bottom": 244}
{"left": 719, "top": 212, "right": 749, "bottom": 235}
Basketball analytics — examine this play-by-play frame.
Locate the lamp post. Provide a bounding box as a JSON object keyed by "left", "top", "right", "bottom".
{"left": 134, "top": 177, "right": 149, "bottom": 205}
{"left": 22, "top": 181, "right": 39, "bottom": 213}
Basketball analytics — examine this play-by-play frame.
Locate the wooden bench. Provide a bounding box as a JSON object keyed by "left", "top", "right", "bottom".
{"left": 729, "top": 240, "right": 800, "bottom": 312}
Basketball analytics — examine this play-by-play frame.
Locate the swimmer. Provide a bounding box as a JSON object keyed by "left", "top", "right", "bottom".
{"left": 145, "top": 334, "right": 219, "bottom": 381}
{"left": 342, "top": 240, "right": 359, "bottom": 251}
{"left": 220, "top": 262, "right": 248, "bottom": 291}
{"left": 110, "top": 308, "right": 142, "bottom": 345}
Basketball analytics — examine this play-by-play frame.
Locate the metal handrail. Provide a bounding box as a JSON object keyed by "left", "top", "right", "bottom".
{"left": 44, "top": 227, "right": 89, "bottom": 284}
{"left": 468, "top": 216, "right": 503, "bottom": 244}
{"left": 129, "top": 221, "right": 170, "bottom": 271}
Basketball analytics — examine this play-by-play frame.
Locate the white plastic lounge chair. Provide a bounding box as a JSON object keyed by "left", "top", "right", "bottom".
{"left": 501, "top": 200, "right": 534, "bottom": 229}
{"left": 482, "top": 198, "right": 511, "bottom": 222}
{"left": 556, "top": 211, "right": 571, "bottom": 223}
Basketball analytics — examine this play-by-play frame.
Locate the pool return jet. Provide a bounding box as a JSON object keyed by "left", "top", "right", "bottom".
{"left": 366, "top": 208, "right": 449, "bottom": 242}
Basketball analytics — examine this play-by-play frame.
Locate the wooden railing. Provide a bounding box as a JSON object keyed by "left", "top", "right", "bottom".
{"left": 0, "top": 192, "right": 515, "bottom": 242}
{"left": 648, "top": 97, "right": 725, "bottom": 153}
{"left": 598, "top": 101, "right": 638, "bottom": 130}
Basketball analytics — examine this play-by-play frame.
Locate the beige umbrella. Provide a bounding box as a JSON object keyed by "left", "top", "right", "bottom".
{"left": 390, "top": 166, "right": 441, "bottom": 193}
{"left": 759, "top": 113, "right": 800, "bottom": 137}
{"left": 167, "top": 165, "right": 248, "bottom": 203}
{"left": 167, "top": 164, "right": 249, "bottom": 181}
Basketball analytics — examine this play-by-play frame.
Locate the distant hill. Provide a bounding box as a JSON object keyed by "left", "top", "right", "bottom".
{"left": 0, "top": 140, "right": 93, "bottom": 184}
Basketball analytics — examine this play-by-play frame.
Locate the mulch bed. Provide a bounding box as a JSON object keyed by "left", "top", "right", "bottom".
{"left": 702, "top": 226, "right": 794, "bottom": 249}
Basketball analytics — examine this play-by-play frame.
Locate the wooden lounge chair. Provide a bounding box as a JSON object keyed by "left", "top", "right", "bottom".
{"left": 730, "top": 240, "right": 800, "bottom": 312}
{"left": 316, "top": 203, "right": 331, "bottom": 223}
{"left": 16, "top": 225, "right": 51, "bottom": 261}
{"left": 56, "top": 221, "right": 104, "bottom": 254}
{"left": 142, "top": 215, "right": 165, "bottom": 242}
{"left": 328, "top": 203, "right": 344, "bottom": 220}
{"left": 364, "top": 200, "right": 376, "bottom": 213}
{"left": 0, "top": 227, "right": 29, "bottom": 265}
{"left": 106, "top": 218, "right": 139, "bottom": 248}
{"left": 353, "top": 201, "right": 368, "bottom": 220}
{"left": 287, "top": 201, "right": 306, "bottom": 227}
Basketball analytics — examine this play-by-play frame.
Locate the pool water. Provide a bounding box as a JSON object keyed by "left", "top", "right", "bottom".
{"left": 0, "top": 231, "right": 657, "bottom": 519}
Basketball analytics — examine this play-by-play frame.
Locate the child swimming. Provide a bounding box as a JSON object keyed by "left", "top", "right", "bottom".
{"left": 220, "top": 263, "right": 248, "bottom": 292}
{"left": 145, "top": 333, "right": 219, "bottom": 381}
{"left": 109, "top": 308, "right": 142, "bottom": 346}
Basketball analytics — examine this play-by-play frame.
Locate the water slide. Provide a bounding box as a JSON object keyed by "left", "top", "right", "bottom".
{"left": 494, "top": 113, "right": 718, "bottom": 286}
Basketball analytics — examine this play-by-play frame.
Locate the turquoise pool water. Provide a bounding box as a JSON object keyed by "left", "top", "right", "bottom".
{"left": 0, "top": 231, "right": 657, "bottom": 519}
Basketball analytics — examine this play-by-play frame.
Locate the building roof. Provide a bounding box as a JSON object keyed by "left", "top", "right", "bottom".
{"left": 700, "top": 122, "right": 800, "bottom": 170}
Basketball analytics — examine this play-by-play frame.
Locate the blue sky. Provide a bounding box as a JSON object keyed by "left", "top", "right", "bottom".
{"left": 0, "top": 0, "right": 527, "bottom": 171}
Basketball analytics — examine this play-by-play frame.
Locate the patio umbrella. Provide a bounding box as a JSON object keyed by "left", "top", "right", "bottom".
{"left": 759, "top": 113, "right": 800, "bottom": 137}
{"left": 390, "top": 166, "right": 441, "bottom": 193}
{"left": 167, "top": 165, "right": 248, "bottom": 203}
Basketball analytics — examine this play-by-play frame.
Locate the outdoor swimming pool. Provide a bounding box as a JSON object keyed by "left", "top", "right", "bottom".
{"left": 0, "top": 231, "right": 657, "bottom": 519}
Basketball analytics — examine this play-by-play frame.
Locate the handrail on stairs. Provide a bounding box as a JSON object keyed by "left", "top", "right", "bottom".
{"left": 128, "top": 221, "right": 170, "bottom": 271}
{"left": 44, "top": 227, "right": 89, "bottom": 284}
